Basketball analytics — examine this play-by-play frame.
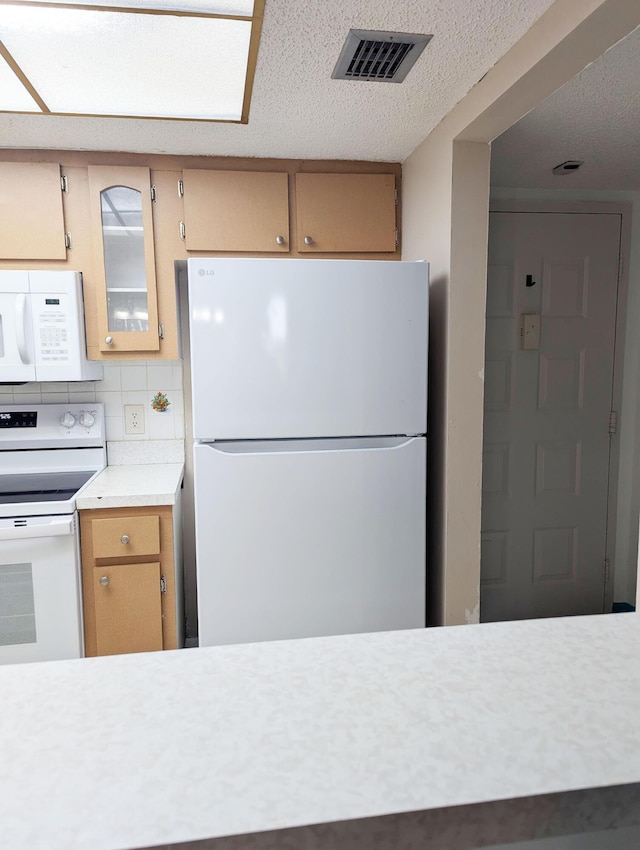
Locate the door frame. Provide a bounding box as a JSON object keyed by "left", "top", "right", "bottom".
{"left": 487, "top": 199, "right": 632, "bottom": 613}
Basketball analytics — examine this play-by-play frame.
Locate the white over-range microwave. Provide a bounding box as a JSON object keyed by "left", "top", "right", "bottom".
{"left": 0, "top": 269, "right": 102, "bottom": 382}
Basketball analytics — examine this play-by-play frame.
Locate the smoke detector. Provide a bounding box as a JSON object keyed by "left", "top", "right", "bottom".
{"left": 552, "top": 160, "right": 584, "bottom": 175}
{"left": 332, "top": 29, "right": 432, "bottom": 83}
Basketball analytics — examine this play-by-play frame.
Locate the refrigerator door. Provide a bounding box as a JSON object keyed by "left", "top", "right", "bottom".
{"left": 193, "top": 436, "right": 426, "bottom": 647}
{"left": 188, "top": 258, "right": 428, "bottom": 440}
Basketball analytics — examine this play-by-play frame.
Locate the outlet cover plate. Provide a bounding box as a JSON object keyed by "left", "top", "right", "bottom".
{"left": 124, "top": 404, "right": 145, "bottom": 435}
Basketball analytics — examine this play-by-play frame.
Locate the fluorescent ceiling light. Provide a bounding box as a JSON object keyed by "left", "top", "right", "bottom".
{"left": 0, "top": 1, "right": 262, "bottom": 122}
{"left": 30, "top": 1, "right": 255, "bottom": 11}
{"left": 0, "top": 50, "right": 39, "bottom": 110}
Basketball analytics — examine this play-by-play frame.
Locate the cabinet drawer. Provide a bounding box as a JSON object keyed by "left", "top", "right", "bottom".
{"left": 91, "top": 515, "right": 160, "bottom": 559}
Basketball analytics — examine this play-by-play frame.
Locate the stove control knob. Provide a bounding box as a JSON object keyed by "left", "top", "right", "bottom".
{"left": 60, "top": 412, "right": 77, "bottom": 429}
{"left": 79, "top": 410, "right": 96, "bottom": 428}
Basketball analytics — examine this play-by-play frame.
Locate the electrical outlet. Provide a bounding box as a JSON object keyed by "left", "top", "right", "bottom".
{"left": 124, "top": 404, "right": 145, "bottom": 435}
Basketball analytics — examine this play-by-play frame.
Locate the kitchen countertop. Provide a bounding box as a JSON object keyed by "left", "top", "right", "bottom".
{"left": 75, "top": 462, "right": 184, "bottom": 509}
{"left": 2, "top": 614, "right": 640, "bottom": 850}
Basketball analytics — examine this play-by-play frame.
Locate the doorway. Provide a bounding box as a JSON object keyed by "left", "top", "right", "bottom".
{"left": 481, "top": 208, "right": 626, "bottom": 621}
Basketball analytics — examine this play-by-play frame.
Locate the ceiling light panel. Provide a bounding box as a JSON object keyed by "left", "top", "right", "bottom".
{"left": 0, "top": 52, "right": 40, "bottom": 111}
{"left": 22, "top": 1, "right": 254, "bottom": 15}
{"left": 0, "top": 5, "right": 252, "bottom": 120}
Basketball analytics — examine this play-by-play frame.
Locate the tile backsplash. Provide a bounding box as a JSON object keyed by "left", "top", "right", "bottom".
{"left": 0, "top": 360, "right": 185, "bottom": 463}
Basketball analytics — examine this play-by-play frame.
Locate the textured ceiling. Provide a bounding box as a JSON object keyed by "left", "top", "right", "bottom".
{"left": 0, "top": 0, "right": 557, "bottom": 161}
{"left": 491, "top": 25, "right": 640, "bottom": 190}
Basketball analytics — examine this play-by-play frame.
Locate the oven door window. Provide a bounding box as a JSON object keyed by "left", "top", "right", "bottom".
{"left": 0, "top": 562, "right": 37, "bottom": 646}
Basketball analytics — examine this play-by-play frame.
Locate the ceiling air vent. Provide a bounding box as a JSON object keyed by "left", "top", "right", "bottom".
{"left": 332, "top": 29, "right": 432, "bottom": 84}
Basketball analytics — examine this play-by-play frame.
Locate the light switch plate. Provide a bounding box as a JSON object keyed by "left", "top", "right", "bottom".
{"left": 520, "top": 314, "right": 541, "bottom": 350}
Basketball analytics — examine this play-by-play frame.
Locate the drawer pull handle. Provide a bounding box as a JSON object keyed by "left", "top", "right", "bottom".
{"left": 304, "top": 236, "right": 313, "bottom": 245}
{"left": 121, "top": 534, "right": 130, "bottom": 544}
{"left": 100, "top": 576, "right": 109, "bottom": 587}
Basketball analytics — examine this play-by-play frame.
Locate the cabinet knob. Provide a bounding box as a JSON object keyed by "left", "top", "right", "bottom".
{"left": 121, "top": 534, "right": 130, "bottom": 544}
{"left": 304, "top": 236, "right": 313, "bottom": 245}
{"left": 275, "top": 235, "right": 285, "bottom": 245}
{"left": 100, "top": 576, "right": 109, "bottom": 587}
{"left": 105, "top": 336, "right": 114, "bottom": 346}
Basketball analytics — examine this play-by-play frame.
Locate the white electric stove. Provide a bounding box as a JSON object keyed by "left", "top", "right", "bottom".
{"left": 0, "top": 403, "right": 106, "bottom": 664}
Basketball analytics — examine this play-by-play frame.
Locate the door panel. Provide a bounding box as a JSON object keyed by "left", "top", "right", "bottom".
{"left": 93, "top": 562, "right": 163, "bottom": 655}
{"left": 182, "top": 170, "right": 290, "bottom": 252}
{"left": 481, "top": 212, "right": 621, "bottom": 621}
{"left": 193, "top": 437, "right": 426, "bottom": 646}
{"left": 0, "top": 162, "right": 66, "bottom": 260}
{"left": 295, "top": 173, "right": 397, "bottom": 253}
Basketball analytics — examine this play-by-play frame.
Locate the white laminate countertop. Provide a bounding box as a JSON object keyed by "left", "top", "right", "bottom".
{"left": 2, "top": 614, "right": 640, "bottom": 850}
{"left": 75, "top": 463, "right": 184, "bottom": 509}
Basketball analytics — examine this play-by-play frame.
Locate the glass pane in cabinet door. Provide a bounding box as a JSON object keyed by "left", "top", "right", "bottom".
{"left": 100, "top": 186, "right": 150, "bottom": 332}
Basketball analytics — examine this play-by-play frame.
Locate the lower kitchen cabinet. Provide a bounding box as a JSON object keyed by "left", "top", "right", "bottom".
{"left": 79, "top": 504, "right": 181, "bottom": 657}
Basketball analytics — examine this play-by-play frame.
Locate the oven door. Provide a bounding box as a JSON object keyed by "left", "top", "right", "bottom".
{"left": 0, "top": 515, "right": 83, "bottom": 664}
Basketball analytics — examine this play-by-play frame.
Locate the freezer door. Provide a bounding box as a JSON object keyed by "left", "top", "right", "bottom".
{"left": 188, "top": 258, "right": 428, "bottom": 439}
{"left": 193, "top": 436, "right": 426, "bottom": 647}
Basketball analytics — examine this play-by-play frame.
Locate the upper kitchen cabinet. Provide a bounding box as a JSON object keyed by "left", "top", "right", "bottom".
{"left": 181, "top": 169, "right": 289, "bottom": 253}
{"left": 295, "top": 173, "right": 397, "bottom": 253}
{"left": 88, "top": 165, "right": 161, "bottom": 353}
{"left": 0, "top": 162, "right": 67, "bottom": 260}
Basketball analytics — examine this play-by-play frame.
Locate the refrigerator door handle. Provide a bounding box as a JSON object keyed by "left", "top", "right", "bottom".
{"left": 198, "top": 436, "right": 423, "bottom": 455}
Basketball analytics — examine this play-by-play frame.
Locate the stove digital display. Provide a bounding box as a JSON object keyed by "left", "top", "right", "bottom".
{"left": 0, "top": 412, "right": 37, "bottom": 428}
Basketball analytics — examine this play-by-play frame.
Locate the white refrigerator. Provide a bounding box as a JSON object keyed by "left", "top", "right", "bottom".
{"left": 188, "top": 257, "right": 428, "bottom": 647}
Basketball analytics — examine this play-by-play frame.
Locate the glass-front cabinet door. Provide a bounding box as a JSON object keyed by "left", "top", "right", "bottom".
{"left": 88, "top": 165, "right": 160, "bottom": 352}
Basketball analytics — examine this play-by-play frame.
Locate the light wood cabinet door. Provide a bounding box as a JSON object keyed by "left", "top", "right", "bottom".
{"left": 295, "top": 173, "right": 397, "bottom": 253}
{"left": 0, "top": 162, "right": 67, "bottom": 259}
{"left": 88, "top": 165, "right": 161, "bottom": 353}
{"left": 182, "top": 169, "right": 289, "bottom": 252}
{"left": 93, "top": 562, "right": 164, "bottom": 656}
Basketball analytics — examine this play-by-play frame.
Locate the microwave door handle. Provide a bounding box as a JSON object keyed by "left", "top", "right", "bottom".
{"left": 15, "top": 293, "right": 31, "bottom": 364}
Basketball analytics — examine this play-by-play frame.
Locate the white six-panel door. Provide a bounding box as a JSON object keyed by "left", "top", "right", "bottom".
{"left": 481, "top": 212, "right": 621, "bottom": 621}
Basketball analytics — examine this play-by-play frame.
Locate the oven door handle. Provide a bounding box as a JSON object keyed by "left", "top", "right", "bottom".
{"left": 0, "top": 517, "right": 74, "bottom": 541}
